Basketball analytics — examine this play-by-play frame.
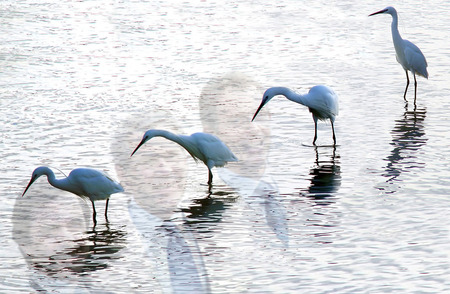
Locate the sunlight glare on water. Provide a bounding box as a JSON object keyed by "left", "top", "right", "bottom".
{"left": 1, "top": 0, "right": 450, "bottom": 293}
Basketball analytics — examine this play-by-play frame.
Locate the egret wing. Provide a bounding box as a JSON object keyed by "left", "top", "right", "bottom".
{"left": 324, "top": 90, "right": 339, "bottom": 117}
{"left": 306, "top": 86, "right": 339, "bottom": 120}
{"left": 403, "top": 39, "right": 428, "bottom": 78}
{"left": 69, "top": 168, "right": 123, "bottom": 198}
{"left": 192, "top": 133, "right": 238, "bottom": 167}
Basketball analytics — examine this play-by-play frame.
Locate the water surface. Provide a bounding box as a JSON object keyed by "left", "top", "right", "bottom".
{"left": 1, "top": 0, "right": 450, "bottom": 293}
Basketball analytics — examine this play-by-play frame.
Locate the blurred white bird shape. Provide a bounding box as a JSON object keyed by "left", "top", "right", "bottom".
{"left": 369, "top": 6, "right": 428, "bottom": 100}
{"left": 252, "top": 85, "right": 339, "bottom": 145}
{"left": 22, "top": 166, "right": 124, "bottom": 225}
{"left": 131, "top": 129, "right": 238, "bottom": 186}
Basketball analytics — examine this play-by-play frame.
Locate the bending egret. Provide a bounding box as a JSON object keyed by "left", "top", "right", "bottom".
{"left": 22, "top": 167, "right": 124, "bottom": 225}
{"left": 252, "top": 86, "right": 339, "bottom": 145}
{"left": 131, "top": 129, "right": 238, "bottom": 185}
{"left": 369, "top": 6, "right": 428, "bottom": 100}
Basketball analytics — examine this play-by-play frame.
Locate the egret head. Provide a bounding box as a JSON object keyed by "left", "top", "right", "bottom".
{"left": 252, "top": 88, "right": 281, "bottom": 122}
{"left": 369, "top": 6, "right": 396, "bottom": 17}
{"left": 131, "top": 130, "right": 159, "bottom": 157}
{"left": 131, "top": 131, "right": 150, "bottom": 157}
{"left": 22, "top": 167, "right": 49, "bottom": 197}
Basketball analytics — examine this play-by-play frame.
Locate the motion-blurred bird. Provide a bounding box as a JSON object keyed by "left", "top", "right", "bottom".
{"left": 22, "top": 166, "right": 124, "bottom": 225}
{"left": 131, "top": 129, "right": 238, "bottom": 186}
{"left": 252, "top": 85, "right": 339, "bottom": 145}
{"left": 369, "top": 6, "right": 428, "bottom": 100}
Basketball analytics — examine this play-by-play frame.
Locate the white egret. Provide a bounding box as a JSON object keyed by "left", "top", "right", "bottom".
{"left": 369, "top": 6, "right": 428, "bottom": 100}
{"left": 22, "top": 167, "right": 124, "bottom": 225}
{"left": 252, "top": 86, "right": 339, "bottom": 145}
{"left": 131, "top": 129, "right": 238, "bottom": 185}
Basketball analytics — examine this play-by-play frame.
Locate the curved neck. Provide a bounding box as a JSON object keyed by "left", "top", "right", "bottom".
{"left": 390, "top": 10, "right": 402, "bottom": 44}
{"left": 150, "top": 130, "right": 202, "bottom": 161}
{"left": 41, "top": 167, "right": 73, "bottom": 193}
{"left": 269, "top": 87, "right": 306, "bottom": 105}
{"left": 151, "top": 129, "right": 187, "bottom": 146}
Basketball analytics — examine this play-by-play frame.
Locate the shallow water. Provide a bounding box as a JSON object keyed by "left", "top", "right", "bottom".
{"left": 1, "top": 0, "right": 450, "bottom": 293}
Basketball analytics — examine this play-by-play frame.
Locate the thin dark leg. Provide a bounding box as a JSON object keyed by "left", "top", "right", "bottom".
{"left": 91, "top": 200, "right": 97, "bottom": 226}
{"left": 331, "top": 120, "right": 336, "bottom": 146}
{"left": 314, "top": 145, "right": 319, "bottom": 164}
{"left": 403, "top": 70, "right": 410, "bottom": 101}
{"left": 105, "top": 198, "right": 110, "bottom": 223}
{"left": 208, "top": 169, "right": 213, "bottom": 186}
{"left": 313, "top": 119, "right": 318, "bottom": 145}
{"left": 413, "top": 72, "right": 418, "bottom": 103}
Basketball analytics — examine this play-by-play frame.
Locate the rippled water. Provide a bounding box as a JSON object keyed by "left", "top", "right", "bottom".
{"left": 1, "top": 0, "right": 450, "bottom": 293}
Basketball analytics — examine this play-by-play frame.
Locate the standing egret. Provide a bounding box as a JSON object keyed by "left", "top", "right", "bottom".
{"left": 22, "top": 167, "right": 124, "bottom": 225}
{"left": 369, "top": 6, "right": 428, "bottom": 100}
{"left": 252, "top": 86, "right": 339, "bottom": 145}
{"left": 131, "top": 129, "right": 238, "bottom": 186}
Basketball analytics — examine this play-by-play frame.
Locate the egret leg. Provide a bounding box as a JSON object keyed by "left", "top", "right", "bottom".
{"left": 413, "top": 73, "right": 418, "bottom": 101}
{"left": 331, "top": 121, "right": 336, "bottom": 145}
{"left": 403, "top": 70, "right": 410, "bottom": 101}
{"left": 105, "top": 198, "right": 110, "bottom": 222}
{"left": 208, "top": 169, "right": 213, "bottom": 186}
{"left": 91, "top": 200, "right": 97, "bottom": 226}
{"left": 312, "top": 119, "right": 318, "bottom": 145}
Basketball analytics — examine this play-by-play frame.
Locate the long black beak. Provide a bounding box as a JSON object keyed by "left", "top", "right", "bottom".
{"left": 251, "top": 100, "right": 267, "bottom": 122}
{"left": 22, "top": 177, "right": 36, "bottom": 197}
{"left": 369, "top": 9, "right": 387, "bottom": 16}
{"left": 131, "top": 139, "right": 146, "bottom": 157}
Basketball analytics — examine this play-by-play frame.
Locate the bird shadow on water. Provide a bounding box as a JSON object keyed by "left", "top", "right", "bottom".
{"left": 376, "top": 101, "right": 427, "bottom": 194}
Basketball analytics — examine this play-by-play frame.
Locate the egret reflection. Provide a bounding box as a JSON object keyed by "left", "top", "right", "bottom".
{"left": 127, "top": 195, "right": 212, "bottom": 293}
{"left": 303, "top": 146, "right": 341, "bottom": 205}
{"left": 22, "top": 223, "right": 125, "bottom": 277}
{"left": 164, "top": 223, "right": 211, "bottom": 293}
{"left": 379, "top": 103, "right": 427, "bottom": 193}
{"left": 199, "top": 73, "right": 288, "bottom": 245}
{"left": 42, "top": 225, "right": 126, "bottom": 275}
{"left": 113, "top": 112, "right": 211, "bottom": 293}
{"left": 181, "top": 188, "right": 237, "bottom": 225}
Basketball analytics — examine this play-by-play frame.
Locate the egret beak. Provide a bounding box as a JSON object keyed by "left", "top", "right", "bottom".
{"left": 22, "top": 177, "right": 37, "bottom": 197}
{"left": 251, "top": 99, "right": 268, "bottom": 122}
{"left": 131, "top": 139, "right": 146, "bottom": 157}
{"left": 369, "top": 9, "right": 387, "bottom": 16}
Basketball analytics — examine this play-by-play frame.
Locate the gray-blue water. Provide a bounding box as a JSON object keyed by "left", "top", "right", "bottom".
{"left": 1, "top": 0, "right": 450, "bottom": 293}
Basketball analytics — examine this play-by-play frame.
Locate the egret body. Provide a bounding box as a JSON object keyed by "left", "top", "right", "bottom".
{"left": 22, "top": 167, "right": 124, "bottom": 225}
{"left": 131, "top": 129, "right": 238, "bottom": 185}
{"left": 252, "top": 85, "right": 339, "bottom": 145}
{"left": 369, "top": 6, "right": 428, "bottom": 100}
